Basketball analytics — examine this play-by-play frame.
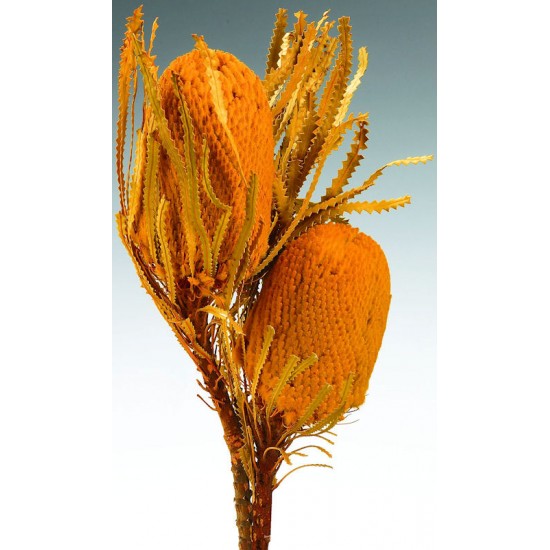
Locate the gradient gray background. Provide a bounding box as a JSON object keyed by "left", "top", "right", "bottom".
{"left": 113, "top": 1, "right": 435, "bottom": 548}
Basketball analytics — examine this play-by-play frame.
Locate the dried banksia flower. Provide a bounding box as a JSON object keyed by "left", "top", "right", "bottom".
{"left": 116, "top": 7, "right": 432, "bottom": 549}
{"left": 156, "top": 49, "right": 274, "bottom": 274}
{"left": 119, "top": 12, "right": 273, "bottom": 315}
{"left": 245, "top": 223, "right": 391, "bottom": 426}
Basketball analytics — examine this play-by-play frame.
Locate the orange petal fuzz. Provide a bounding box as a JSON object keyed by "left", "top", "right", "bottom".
{"left": 157, "top": 49, "right": 274, "bottom": 273}
{"left": 245, "top": 223, "right": 392, "bottom": 426}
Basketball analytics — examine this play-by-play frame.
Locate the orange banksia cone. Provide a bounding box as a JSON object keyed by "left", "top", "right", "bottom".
{"left": 157, "top": 48, "right": 274, "bottom": 272}
{"left": 126, "top": 38, "right": 274, "bottom": 310}
{"left": 245, "top": 223, "right": 391, "bottom": 426}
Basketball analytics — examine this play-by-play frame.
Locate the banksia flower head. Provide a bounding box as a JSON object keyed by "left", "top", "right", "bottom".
{"left": 116, "top": 7, "right": 432, "bottom": 549}
{"left": 117, "top": 8, "right": 273, "bottom": 319}
{"left": 156, "top": 48, "right": 274, "bottom": 275}
{"left": 245, "top": 223, "right": 391, "bottom": 426}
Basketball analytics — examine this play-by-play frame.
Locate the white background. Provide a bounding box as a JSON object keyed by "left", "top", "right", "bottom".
{"left": 1, "top": 1, "right": 549, "bottom": 549}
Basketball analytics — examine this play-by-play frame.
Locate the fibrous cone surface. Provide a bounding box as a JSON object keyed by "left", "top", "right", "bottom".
{"left": 157, "top": 49, "right": 274, "bottom": 274}
{"left": 245, "top": 223, "right": 391, "bottom": 426}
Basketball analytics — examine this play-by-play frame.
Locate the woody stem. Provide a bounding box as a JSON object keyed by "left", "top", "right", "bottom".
{"left": 197, "top": 357, "right": 252, "bottom": 548}
{"left": 232, "top": 458, "right": 253, "bottom": 550}
{"left": 249, "top": 452, "right": 277, "bottom": 550}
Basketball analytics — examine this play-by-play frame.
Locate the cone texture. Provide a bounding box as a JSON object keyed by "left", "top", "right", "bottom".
{"left": 245, "top": 223, "right": 391, "bottom": 425}
{"left": 157, "top": 49, "right": 274, "bottom": 273}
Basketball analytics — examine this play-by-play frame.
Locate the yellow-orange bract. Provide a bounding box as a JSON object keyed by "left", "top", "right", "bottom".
{"left": 157, "top": 48, "right": 274, "bottom": 274}
{"left": 245, "top": 223, "right": 391, "bottom": 426}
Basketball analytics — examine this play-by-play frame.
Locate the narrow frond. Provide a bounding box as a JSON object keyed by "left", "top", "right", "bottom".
{"left": 322, "top": 119, "right": 368, "bottom": 201}
{"left": 127, "top": 127, "right": 147, "bottom": 233}
{"left": 131, "top": 34, "right": 198, "bottom": 273}
{"left": 193, "top": 35, "right": 246, "bottom": 181}
{"left": 148, "top": 17, "right": 159, "bottom": 55}
{"left": 316, "top": 16, "right": 353, "bottom": 130}
{"left": 284, "top": 384, "right": 332, "bottom": 438}
{"left": 334, "top": 46, "right": 368, "bottom": 126}
{"left": 301, "top": 374, "right": 355, "bottom": 436}
{"left": 265, "top": 8, "right": 288, "bottom": 77}
{"left": 156, "top": 197, "right": 177, "bottom": 302}
{"left": 180, "top": 318, "right": 211, "bottom": 360}
{"left": 288, "top": 444, "right": 333, "bottom": 460}
{"left": 251, "top": 325, "right": 275, "bottom": 399}
{"left": 142, "top": 130, "right": 160, "bottom": 263}
{"left": 289, "top": 353, "right": 318, "bottom": 383}
{"left": 172, "top": 74, "right": 213, "bottom": 275}
{"left": 272, "top": 175, "right": 290, "bottom": 220}
{"left": 224, "top": 173, "right": 259, "bottom": 298}
{"left": 199, "top": 305, "right": 245, "bottom": 336}
{"left": 200, "top": 140, "right": 232, "bottom": 272}
{"left": 337, "top": 196, "right": 412, "bottom": 215}
{"left": 266, "top": 355, "right": 300, "bottom": 418}
{"left": 116, "top": 6, "right": 144, "bottom": 214}
{"left": 387, "top": 155, "right": 433, "bottom": 167}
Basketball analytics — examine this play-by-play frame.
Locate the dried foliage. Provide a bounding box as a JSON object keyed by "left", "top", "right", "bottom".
{"left": 116, "top": 7, "right": 432, "bottom": 549}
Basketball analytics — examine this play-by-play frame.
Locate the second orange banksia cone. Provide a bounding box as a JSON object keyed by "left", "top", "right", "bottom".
{"left": 245, "top": 223, "right": 392, "bottom": 426}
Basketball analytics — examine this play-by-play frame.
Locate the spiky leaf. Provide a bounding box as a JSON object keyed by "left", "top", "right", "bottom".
{"left": 265, "top": 8, "right": 288, "bottom": 77}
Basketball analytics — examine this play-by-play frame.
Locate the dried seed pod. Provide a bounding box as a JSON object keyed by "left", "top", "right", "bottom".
{"left": 245, "top": 223, "right": 391, "bottom": 426}
{"left": 157, "top": 48, "right": 274, "bottom": 275}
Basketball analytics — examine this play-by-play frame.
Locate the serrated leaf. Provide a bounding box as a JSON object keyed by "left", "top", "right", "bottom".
{"left": 194, "top": 36, "right": 246, "bottom": 182}
{"left": 253, "top": 115, "right": 369, "bottom": 276}
{"left": 272, "top": 23, "right": 317, "bottom": 121}
{"left": 199, "top": 305, "right": 245, "bottom": 336}
{"left": 265, "top": 8, "right": 288, "bottom": 77}
{"left": 275, "top": 23, "right": 338, "bottom": 195}
{"left": 285, "top": 16, "right": 353, "bottom": 199}
{"left": 224, "top": 173, "right": 258, "bottom": 299}
{"left": 199, "top": 140, "right": 232, "bottom": 272}
{"left": 251, "top": 325, "right": 275, "bottom": 400}
{"left": 288, "top": 110, "right": 368, "bottom": 204}
{"left": 292, "top": 165, "right": 386, "bottom": 238}
{"left": 156, "top": 197, "right": 177, "bottom": 302}
{"left": 304, "top": 153, "right": 432, "bottom": 222}
{"left": 317, "top": 16, "right": 353, "bottom": 130}
{"left": 148, "top": 17, "right": 158, "bottom": 55}
{"left": 337, "top": 196, "right": 411, "bottom": 215}
{"left": 334, "top": 46, "right": 368, "bottom": 126}
{"left": 118, "top": 212, "right": 180, "bottom": 322}
{"left": 315, "top": 10, "right": 331, "bottom": 31}
{"left": 180, "top": 317, "right": 210, "bottom": 359}
{"left": 266, "top": 355, "right": 300, "bottom": 418}
{"left": 273, "top": 174, "right": 290, "bottom": 219}
{"left": 125, "top": 66, "right": 139, "bottom": 197}
{"left": 293, "top": 10, "right": 308, "bottom": 36}
{"left": 116, "top": 6, "right": 143, "bottom": 215}
{"left": 131, "top": 33, "right": 198, "bottom": 274}
{"left": 263, "top": 32, "right": 301, "bottom": 103}
{"left": 171, "top": 74, "right": 213, "bottom": 276}
{"left": 322, "top": 119, "right": 368, "bottom": 200}
{"left": 287, "top": 384, "right": 332, "bottom": 433}
{"left": 266, "top": 353, "right": 321, "bottom": 442}
{"left": 387, "top": 155, "right": 434, "bottom": 167}
{"left": 142, "top": 130, "right": 160, "bottom": 263}
{"left": 301, "top": 373, "right": 355, "bottom": 436}
{"left": 238, "top": 443, "right": 256, "bottom": 493}
{"left": 127, "top": 126, "right": 147, "bottom": 234}
{"left": 288, "top": 353, "right": 318, "bottom": 383}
